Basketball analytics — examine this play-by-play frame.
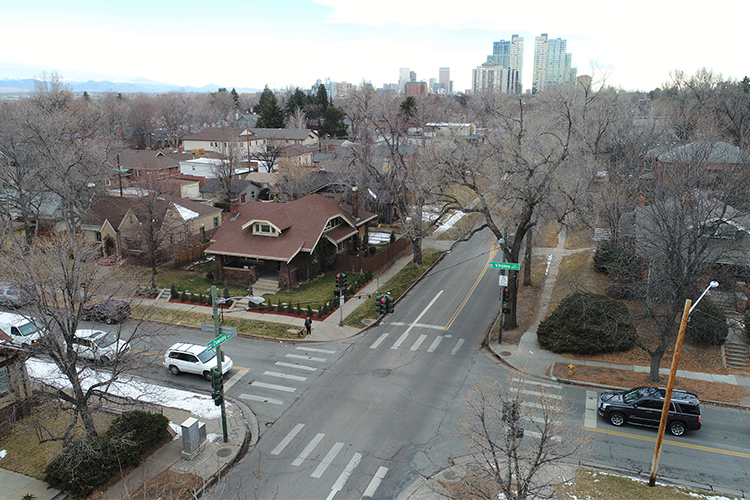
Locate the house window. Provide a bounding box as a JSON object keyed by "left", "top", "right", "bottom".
{"left": 105, "top": 179, "right": 112, "bottom": 186}
{"left": 178, "top": 232, "right": 185, "bottom": 242}
{"left": 0, "top": 365, "right": 9, "bottom": 395}
{"left": 213, "top": 217, "right": 219, "bottom": 228}
{"left": 241, "top": 194, "right": 246, "bottom": 204}
{"left": 336, "top": 241, "right": 346, "bottom": 253}
{"left": 261, "top": 224, "right": 270, "bottom": 233}
{"left": 95, "top": 231, "right": 102, "bottom": 242}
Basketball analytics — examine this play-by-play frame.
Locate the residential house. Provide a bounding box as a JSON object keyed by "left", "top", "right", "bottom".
{"left": 181, "top": 127, "right": 267, "bottom": 161}
{"left": 642, "top": 141, "right": 746, "bottom": 187}
{"left": 200, "top": 178, "right": 264, "bottom": 205}
{"left": 279, "top": 144, "right": 315, "bottom": 168}
{"left": 206, "top": 190, "right": 376, "bottom": 290}
{"left": 81, "top": 196, "right": 223, "bottom": 263}
{"left": 248, "top": 128, "right": 320, "bottom": 149}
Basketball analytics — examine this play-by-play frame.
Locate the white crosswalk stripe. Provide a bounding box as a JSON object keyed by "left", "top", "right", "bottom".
{"left": 312, "top": 442, "right": 344, "bottom": 478}
{"left": 297, "top": 346, "right": 336, "bottom": 354}
{"left": 263, "top": 370, "right": 307, "bottom": 382}
{"left": 251, "top": 381, "right": 296, "bottom": 392}
{"left": 327, "top": 453, "right": 362, "bottom": 500}
{"left": 410, "top": 334, "right": 427, "bottom": 351}
{"left": 427, "top": 336, "right": 443, "bottom": 352}
{"left": 362, "top": 466, "right": 389, "bottom": 499}
{"left": 391, "top": 332, "right": 409, "bottom": 349}
{"left": 271, "top": 423, "right": 304, "bottom": 455}
{"left": 275, "top": 361, "right": 317, "bottom": 371}
{"left": 292, "top": 433, "right": 325, "bottom": 466}
{"left": 240, "top": 394, "right": 284, "bottom": 405}
{"left": 370, "top": 333, "right": 389, "bottom": 349}
{"left": 286, "top": 353, "right": 327, "bottom": 363}
{"left": 450, "top": 338, "right": 465, "bottom": 355}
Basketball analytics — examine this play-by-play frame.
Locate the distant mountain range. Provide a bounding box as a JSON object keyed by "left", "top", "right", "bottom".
{"left": 0, "top": 77, "right": 261, "bottom": 95}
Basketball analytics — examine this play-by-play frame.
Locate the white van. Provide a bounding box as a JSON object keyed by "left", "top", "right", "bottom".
{"left": 0, "top": 312, "right": 45, "bottom": 346}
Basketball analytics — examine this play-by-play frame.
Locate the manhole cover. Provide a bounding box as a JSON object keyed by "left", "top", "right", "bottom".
{"left": 500, "top": 351, "right": 512, "bottom": 356}
{"left": 362, "top": 319, "right": 375, "bottom": 326}
{"left": 442, "top": 470, "right": 459, "bottom": 480}
{"left": 216, "top": 448, "right": 232, "bottom": 458}
{"left": 444, "top": 334, "right": 453, "bottom": 338}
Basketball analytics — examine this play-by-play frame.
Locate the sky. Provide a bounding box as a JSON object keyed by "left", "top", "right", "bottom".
{"left": 0, "top": 0, "right": 746, "bottom": 94}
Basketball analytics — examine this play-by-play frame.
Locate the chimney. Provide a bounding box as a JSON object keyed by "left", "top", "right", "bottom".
{"left": 351, "top": 186, "right": 359, "bottom": 219}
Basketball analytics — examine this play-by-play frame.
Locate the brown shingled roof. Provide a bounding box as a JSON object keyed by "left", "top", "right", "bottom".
{"left": 206, "top": 194, "right": 376, "bottom": 262}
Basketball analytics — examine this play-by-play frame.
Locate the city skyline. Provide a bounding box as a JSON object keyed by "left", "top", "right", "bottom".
{"left": 0, "top": 0, "right": 746, "bottom": 94}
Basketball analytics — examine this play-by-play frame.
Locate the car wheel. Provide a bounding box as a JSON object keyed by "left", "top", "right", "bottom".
{"left": 669, "top": 421, "right": 686, "bottom": 436}
{"left": 169, "top": 365, "right": 181, "bottom": 376}
{"left": 203, "top": 371, "right": 213, "bottom": 381}
{"left": 105, "top": 316, "right": 114, "bottom": 324}
{"left": 609, "top": 412, "right": 625, "bottom": 426}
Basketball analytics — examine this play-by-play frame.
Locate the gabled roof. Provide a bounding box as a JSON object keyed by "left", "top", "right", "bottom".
{"left": 200, "top": 178, "right": 262, "bottom": 195}
{"left": 171, "top": 198, "right": 222, "bottom": 221}
{"left": 650, "top": 141, "right": 746, "bottom": 165}
{"left": 248, "top": 128, "right": 318, "bottom": 141}
{"left": 81, "top": 196, "right": 139, "bottom": 229}
{"left": 183, "top": 127, "right": 250, "bottom": 142}
{"left": 117, "top": 149, "right": 180, "bottom": 170}
{"left": 206, "top": 193, "right": 376, "bottom": 262}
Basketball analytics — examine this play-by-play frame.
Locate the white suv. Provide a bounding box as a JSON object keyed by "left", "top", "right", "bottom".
{"left": 72, "top": 329, "right": 130, "bottom": 363}
{"left": 163, "top": 342, "right": 233, "bottom": 380}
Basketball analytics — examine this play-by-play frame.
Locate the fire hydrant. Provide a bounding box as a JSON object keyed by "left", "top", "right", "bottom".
{"left": 568, "top": 363, "right": 575, "bottom": 378}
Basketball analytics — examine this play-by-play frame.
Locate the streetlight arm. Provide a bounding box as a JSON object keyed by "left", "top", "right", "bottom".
{"left": 689, "top": 281, "right": 719, "bottom": 315}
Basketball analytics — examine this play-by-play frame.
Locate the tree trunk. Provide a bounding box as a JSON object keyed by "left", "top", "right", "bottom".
{"left": 410, "top": 237, "right": 423, "bottom": 266}
{"left": 649, "top": 351, "right": 664, "bottom": 382}
{"left": 523, "top": 228, "right": 533, "bottom": 286}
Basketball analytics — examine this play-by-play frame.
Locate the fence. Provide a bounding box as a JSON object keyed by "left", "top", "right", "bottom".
{"left": 170, "top": 242, "right": 212, "bottom": 269}
{"left": 333, "top": 236, "right": 410, "bottom": 274}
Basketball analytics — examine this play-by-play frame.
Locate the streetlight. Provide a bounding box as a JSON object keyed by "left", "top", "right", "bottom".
{"left": 649, "top": 280, "right": 718, "bottom": 487}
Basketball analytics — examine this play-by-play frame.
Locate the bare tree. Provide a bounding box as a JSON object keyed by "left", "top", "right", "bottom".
{"left": 127, "top": 93, "right": 157, "bottom": 149}
{"left": 457, "top": 373, "right": 589, "bottom": 500}
{"left": 156, "top": 92, "right": 194, "bottom": 149}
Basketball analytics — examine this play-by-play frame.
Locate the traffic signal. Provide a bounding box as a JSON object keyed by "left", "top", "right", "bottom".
{"left": 210, "top": 366, "right": 224, "bottom": 392}
{"left": 502, "top": 287, "right": 510, "bottom": 303}
{"left": 340, "top": 273, "right": 347, "bottom": 288}
{"left": 211, "top": 390, "right": 223, "bottom": 406}
{"left": 335, "top": 274, "right": 341, "bottom": 288}
{"left": 502, "top": 402, "right": 519, "bottom": 422}
{"left": 375, "top": 295, "right": 384, "bottom": 314}
{"left": 386, "top": 295, "right": 394, "bottom": 314}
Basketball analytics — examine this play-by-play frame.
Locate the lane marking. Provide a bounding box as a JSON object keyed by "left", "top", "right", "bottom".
{"left": 312, "top": 442, "right": 345, "bottom": 478}
{"left": 427, "top": 336, "right": 443, "bottom": 353}
{"left": 271, "top": 423, "right": 304, "bottom": 455}
{"left": 327, "top": 452, "right": 362, "bottom": 499}
{"left": 450, "top": 338, "right": 465, "bottom": 355}
{"left": 391, "top": 333, "right": 409, "bottom": 350}
{"left": 444, "top": 245, "right": 498, "bottom": 330}
{"left": 275, "top": 361, "right": 317, "bottom": 372}
{"left": 404, "top": 291, "right": 443, "bottom": 336}
{"left": 264, "top": 371, "right": 307, "bottom": 382}
{"left": 585, "top": 390, "right": 598, "bottom": 429}
{"left": 292, "top": 433, "right": 325, "bottom": 466}
{"left": 362, "top": 466, "right": 389, "bottom": 499}
{"left": 251, "top": 381, "right": 297, "bottom": 392}
{"left": 410, "top": 334, "right": 427, "bottom": 351}
{"left": 524, "top": 429, "right": 561, "bottom": 441}
{"left": 387, "top": 322, "right": 446, "bottom": 330}
{"left": 512, "top": 378, "right": 560, "bottom": 389}
{"left": 518, "top": 389, "right": 562, "bottom": 399}
{"left": 370, "top": 333, "right": 389, "bottom": 349}
{"left": 286, "top": 353, "right": 327, "bottom": 363}
{"left": 297, "top": 346, "right": 336, "bottom": 354}
{"left": 223, "top": 368, "right": 248, "bottom": 392}
{"left": 586, "top": 427, "right": 750, "bottom": 458}
{"left": 240, "top": 394, "right": 283, "bottom": 405}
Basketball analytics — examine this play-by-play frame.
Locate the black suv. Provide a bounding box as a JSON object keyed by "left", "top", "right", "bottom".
{"left": 598, "top": 386, "right": 701, "bottom": 436}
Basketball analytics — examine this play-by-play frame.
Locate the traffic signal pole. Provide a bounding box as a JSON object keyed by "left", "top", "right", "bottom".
{"left": 498, "top": 226, "right": 508, "bottom": 344}
{"left": 212, "top": 285, "right": 228, "bottom": 443}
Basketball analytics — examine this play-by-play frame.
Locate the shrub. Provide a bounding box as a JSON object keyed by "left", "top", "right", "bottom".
{"left": 369, "top": 246, "right": 377, "bottom": 256}
{"left": 685, "top": 299, "right": 728, "bottom": 346}
{"left": 364, "top": 269, "right": 372, "bottom": 281}
{"left": 307, "top": 305, "right": 313, "bottom": 317}
{"left": 538, "top": 292, "right": 637, "bottom": 355}
{"left": 390, "top": 231, "right": 396, "bottom": 244}
{"left": 170, "top": 283, "right": 178, "bottom": 300}
{"left": 45, "top": 411, "right": 168, "bottom": 498}
{"left": 198, "top": 293, "right": 204, "bottom": 304}
{"left": 180, "top": 291, "right": 188, "bottom": 302}
{"left": 593, "top": 240, "right": 632, "bottom": 276}
{"left": 296, "top": 303, "right": 302, "bottom": 315}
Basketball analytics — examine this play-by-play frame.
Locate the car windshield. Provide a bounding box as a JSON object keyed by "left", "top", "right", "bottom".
{"left": 196, "top": 348, "right": 217, "bottom": 363}
{"left": 92, "top": 332, "right": 118, "bottom": 348}
{"left": 17, "top": 320, "right": 41, "bottom": 337}
{"left": 623, "top": 388, "right": 641, "bottom": 404}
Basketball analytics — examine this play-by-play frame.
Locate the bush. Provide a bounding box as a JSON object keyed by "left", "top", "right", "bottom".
{"left": 390, "top": 231, "right": 396, "bottom": 244}
{"left": 685, "top": 299, "right": 728, "bottom": 346}
{"left": 307, "top": 305, "right": 313, "bottom": 317}
{"left": 170, "top": 283, "right": 178, "bottom": 300}
{"left": 45, "top": 411, "right": 169, "bottom": 498}
{"left": 593, "top": 240, "right": 632, "bottom": 276}
{"left": 180, "top": 291, "right": 188, "bottom": 302}
{"left": 538, "top": 292, "right": 637, "bottom": 355}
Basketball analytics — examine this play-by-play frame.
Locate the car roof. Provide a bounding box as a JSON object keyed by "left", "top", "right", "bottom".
{"left": 631, "top": 386, "right": 700, "bottom": 405}
{"left": 167, "top": 342, "right": 210, "bottom": 355}
{"left": 75, "top": 329, "right": 108, "bottom": 339}
{"left": 0, "top": 312, "right": 35, "bottom": 327}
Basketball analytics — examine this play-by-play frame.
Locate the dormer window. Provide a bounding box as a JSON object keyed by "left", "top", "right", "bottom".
{"left": 253, "top": 223, "right": 277, "bottom": 235}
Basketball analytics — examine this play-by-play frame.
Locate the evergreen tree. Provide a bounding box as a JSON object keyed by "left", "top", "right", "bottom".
{"left": 285, "top": 88, "right": 309, "bottom": 116}
{"left": 320, "top": 105, "right": 348, "bottom": 137}
{"left": 231, "top": 88, "right": 240, "bottom": 108}
{"left": 315, "top": 84, "right": 329, "bottom": 113}
{"left": 254, "top": 86, "right": 285, "bottom": 128}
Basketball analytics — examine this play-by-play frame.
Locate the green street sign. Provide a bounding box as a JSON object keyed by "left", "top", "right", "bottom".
{"left": 207, "top": 333, "right": 232, "bottom": 350}
{"left": 488, "top": 261, "right": 520, "bottom": 271}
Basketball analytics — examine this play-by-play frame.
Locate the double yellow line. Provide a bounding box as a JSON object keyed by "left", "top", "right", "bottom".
{"left": 444, "top": 241, "right": 501, "bottom": 330}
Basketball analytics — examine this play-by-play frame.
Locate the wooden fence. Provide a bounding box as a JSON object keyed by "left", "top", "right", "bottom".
{"left": 333, "top": 236, "right": 410, "bottom": 274}
{"left": 170, "top": 242, "right": 212, "bottom": 269}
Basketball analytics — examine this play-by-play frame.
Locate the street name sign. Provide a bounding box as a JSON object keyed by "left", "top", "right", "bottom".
{"left": 201, "top": 324, "right": 237, "bottom": 336}
{"left": 207, "top": 333, "right": 233, "bottom": 350}
{"left": 488, "top": 261, "right": 520, "bottom": 270}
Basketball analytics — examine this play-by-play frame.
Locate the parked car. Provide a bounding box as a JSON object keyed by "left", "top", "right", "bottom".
{"left": 163, "top": 342, "right": 233, "bottom": 380}
{"left": 597, "top": 386, "right": 702, "bottom": 436}
{"left": 81, "top": 300, "right": 131, "bottom": 324}
{"left": 0, "top": 311, "right": 46, "bottom": 346}
{"left": 0, "top": 285, "right": 33, "bottom": 309}
{"left": 72, "top": 329, "right": 129, "bottom": 363}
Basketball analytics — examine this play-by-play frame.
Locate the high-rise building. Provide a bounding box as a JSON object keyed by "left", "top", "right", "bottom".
{"left": 439, "top": 67, "right": 452, "bottom": 93}
{"left": 398, "top": 67, "right": 410, "bottom": 93}
{"left": 532, "top": 33, "right": 576, "bottom": 94}
{"left": 472, "top": 65, "right": 518, "bottom": 94}
{"left": 486, "top": 35, "right": 523, "bottom": 93}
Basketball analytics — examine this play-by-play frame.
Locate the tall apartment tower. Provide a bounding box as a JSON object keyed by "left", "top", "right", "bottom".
{"left": 487, "top": 34, "right": 523, "bottom": 93}
{"left": 473, "top": 34, "right": 523, "bottom": 95}
{"left": 398, "top": 67, "right": 410, "bottom": 93}
{"left": 439, "top": 67, "right": 452, "bottom": 93}
{"left": 532, "top": 33, "right": 576, "bottom": 94}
